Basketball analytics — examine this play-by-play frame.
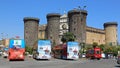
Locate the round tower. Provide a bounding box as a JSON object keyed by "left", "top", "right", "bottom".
{"left": 23, "top": 17, "right": 39, "bottom": 46}
{"left": 68, "top": 9, "right": 87, "bottom": 43}
{"left": 104, "top": 22, "right": 118, "bottom": 46}
{"left": 46, "top": 13, "right": 61, "bottom": 46}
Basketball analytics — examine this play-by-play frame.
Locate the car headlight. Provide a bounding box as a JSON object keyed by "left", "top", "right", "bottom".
{"left": 19, "top": 54, "right": 23, "bottom": 57}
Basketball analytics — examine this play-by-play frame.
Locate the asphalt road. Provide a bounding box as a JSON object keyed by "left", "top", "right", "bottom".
{"left": 0, "top": 57, "right": 119, "bottom": 68}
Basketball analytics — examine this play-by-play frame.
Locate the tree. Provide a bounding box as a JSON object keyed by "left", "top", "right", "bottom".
{"left": 61, "top": 32, "right": 75, "bottom": 43}
{"left": 25, "top": 45, "right": 33, "bottom": 55}
{"left": 103, "top": 45, "right": 119, "bottom": 56}
{"left": 99, "top": 44, "right": 105, "bottom": 51}
{"left": 92, "top": 42, "right": 98, "bottom": 48}
{"left": 85, "top": 44, "right": 93, "bottom": 50}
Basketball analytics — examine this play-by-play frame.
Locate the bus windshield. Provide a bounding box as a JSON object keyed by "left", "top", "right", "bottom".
{"left": 96, "top": 50, "right": 100, "bottom": 54}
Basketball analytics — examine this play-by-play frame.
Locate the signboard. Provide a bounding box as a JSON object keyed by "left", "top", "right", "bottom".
{"left": 37, "top": 40, "right": 51, "bottom": 59}
{"left": 67, "top": 42, "right": 80, "bottom": 59}
{"left": 9, "top": 39, "right": 25, "bottom": 49}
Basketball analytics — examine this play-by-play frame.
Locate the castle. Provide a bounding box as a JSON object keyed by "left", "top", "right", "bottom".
{"left": 23, "top": 9, "right": 118, "bottom": 47}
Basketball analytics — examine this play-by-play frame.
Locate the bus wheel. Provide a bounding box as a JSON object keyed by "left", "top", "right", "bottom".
{"left": 9, "top": 59, "right": 12, "bottom": 61}
{"left": 97, "top": 58, "right": 100, "bottom": 60}
{"left": 90, "top": 57, "right": 93, "bottom": 60}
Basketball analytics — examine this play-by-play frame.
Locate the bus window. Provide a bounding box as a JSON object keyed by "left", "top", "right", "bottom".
{"left": 96, "top": 51, "right": 100, "bottom": 54}
{"left": 88, "top": 50, "right": 94, "bottom": 54}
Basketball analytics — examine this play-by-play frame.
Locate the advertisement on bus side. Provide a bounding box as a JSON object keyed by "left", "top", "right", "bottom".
{"left": 37, "top": 40, "right": 51, "bottom": 59}
{"left": 67, "top": 42, "right": 80, "bottom": 59}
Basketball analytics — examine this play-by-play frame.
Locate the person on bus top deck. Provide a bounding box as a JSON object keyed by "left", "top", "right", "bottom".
{"left": 13, "top": 45, "right": 21, "bottom": 50}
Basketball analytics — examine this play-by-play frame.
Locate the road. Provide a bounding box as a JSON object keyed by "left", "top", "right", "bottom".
{"left": 0, "top": 57, "right": 119, "bottom": 68}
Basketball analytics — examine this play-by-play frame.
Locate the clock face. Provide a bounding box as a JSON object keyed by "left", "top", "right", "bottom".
{"left": 62, "top": 24, "right": 67, "bottom": 29}
{"left": 59, "top": 23, "right": 68, "bottom": 35}
{"left": 60, "top": 23, "right": 68, "bottom": 30}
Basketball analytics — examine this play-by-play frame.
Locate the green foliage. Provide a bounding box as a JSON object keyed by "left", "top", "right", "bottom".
{"left": 99, "top": 44, "right": 105, "bottom": 51}
{"left": 61, "top": 37, "right": 67, "bottom": 43}
{"left": 92, "top": 42, "right": 98, "bottom": 48}
{"left": 61, "top": 32, "right": 75, "bottom": 43}
{"left": 85, "top": 44, "right": 93, "bottom": 50}
{"left": 98, "top": 44, "right": 120, "bottom": 56}
{"left": 25, "top": 45, "right": 33, "bottom": 55}
{"left": 104, "top": 46, "right": 118, "bottom": 56}
{"left": 117, "top": 46, "right": 120, "bottom": 51}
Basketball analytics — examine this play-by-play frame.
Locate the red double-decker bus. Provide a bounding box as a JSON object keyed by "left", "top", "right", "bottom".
{"left": 52, "top": 44, "right": 66, "bottom": 59}
{"left": 86, "top": 47, "right": 102, "bottom": 60}
{"left": 8, "top": 39, "right": 25, "bottom": 61}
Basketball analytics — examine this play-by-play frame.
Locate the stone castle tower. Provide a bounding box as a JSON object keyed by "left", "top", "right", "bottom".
{"left": 104, "top": 22, "right": 118, "bottom": 45}
{"left": 68, "top": 9, "right": 87, "bottom": 43}
{"left": 46, "top": 13, "right": 61, "bottom": 46}
{"left": 23, "top": 17, "right": 39, "bottom": 46}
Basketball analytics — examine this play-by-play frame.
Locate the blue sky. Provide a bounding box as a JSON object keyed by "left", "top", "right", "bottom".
{"left": 0, "top": 0, "right": 120, "bottom": 43}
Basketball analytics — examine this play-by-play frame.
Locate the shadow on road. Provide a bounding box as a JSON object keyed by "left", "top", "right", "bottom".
{"left": 9, "top": 59, "right": 24, "bottom": 61}
{"left": 115, "top": 65, "right": 120, "bottom": 68}
{"left": 53, "top": 58, "right": 77, "bottom": 61}
{"left": 35, "top": 59, "right": 50, "bottom": 61}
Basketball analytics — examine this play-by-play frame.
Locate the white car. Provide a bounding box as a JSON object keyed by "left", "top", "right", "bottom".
{"left": 2, "top": 52, "right": 8, "bottom": 58}
{"left": 101, "top": 53, "right": 105, "bottom": 59}
{"left": 82, "top": 53, "right": 86, "bottom": 58}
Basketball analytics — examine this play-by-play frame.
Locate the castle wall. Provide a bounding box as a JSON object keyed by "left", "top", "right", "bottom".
{"left": 86, "top": 26, "right": 105, "bottom": 45}
{"left": 38, "top": 25, "right": 46, "bottom": 39}
{"left": 38, "top": 25, "right": 106, "bottom": 45}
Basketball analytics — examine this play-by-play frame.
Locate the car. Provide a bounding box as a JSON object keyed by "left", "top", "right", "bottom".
{"left": 82, "top": 53, "right": 86, "bottom": 58}
{"left": 101, "top": 53, "right": 105, "bottom": 59}
{"left": 2, "top": 52, "right": 8, "bottom": 58}
{"left": 117, "top": 56, "right": 120, "bottom": 64}
{"left": 0, "top": 50, "right": 2, "bottom": 56}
